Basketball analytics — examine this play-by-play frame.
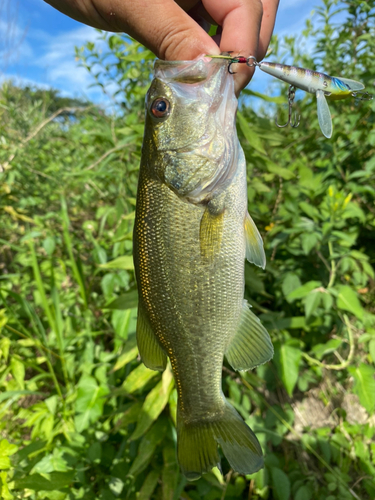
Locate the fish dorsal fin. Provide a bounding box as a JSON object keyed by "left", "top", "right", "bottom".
{"left": 245, "top": 212, "right": 266, "bottom": 269}
{"left": 136, "top": 304, "right": 167, "bottom": 371}
{"left": 331, "top": 77, "right": 365, "bottom": 91}
{"left": 316, "top": 89, "right": 333, "bottom": 139}
{"left": 225, "top": 300, "right": 273, "bottom": 371}
{"left": 200, "top": 204, "right": 225, "bottom": 263}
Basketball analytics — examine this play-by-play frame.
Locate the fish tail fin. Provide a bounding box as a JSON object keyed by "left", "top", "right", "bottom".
{"left": 177, "top": 400, "right": 263, "bottom": 481}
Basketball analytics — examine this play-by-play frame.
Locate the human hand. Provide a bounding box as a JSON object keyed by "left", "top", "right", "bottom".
{"left": 44, "top": 0, "right": 279, "bottom": 94}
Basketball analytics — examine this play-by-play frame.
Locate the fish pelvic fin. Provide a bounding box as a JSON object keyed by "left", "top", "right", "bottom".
{"left": 225, "top": 300, "right": 274, "bottom": 371}
{"left": 177, "top": 399, "right": 263, "bottom": 481}
{"left": 199, "top": 204, "right": 225, "bottom": 263}
{"left": 245, "top": 212, "right": 266, "bottom": 269}
{"left": 136, "top": 304, "right": 167, "bottom": 371}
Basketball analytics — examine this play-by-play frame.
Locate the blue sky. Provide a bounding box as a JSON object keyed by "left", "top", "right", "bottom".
{"left": 1, "top": 0, "right": 318, "bottom": 103}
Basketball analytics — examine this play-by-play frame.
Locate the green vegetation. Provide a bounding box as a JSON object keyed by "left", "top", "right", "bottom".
{"left": 1, "top": 0, "right": 375, "bottom": 498}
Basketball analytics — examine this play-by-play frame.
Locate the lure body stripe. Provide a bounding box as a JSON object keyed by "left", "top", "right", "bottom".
{"left": 258, "top": 62, "right": 351, "bottom": 97}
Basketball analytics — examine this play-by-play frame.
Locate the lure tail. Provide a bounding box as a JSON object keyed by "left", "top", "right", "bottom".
{"left": 177, "top": 399, "right": 263, "bottom": 481}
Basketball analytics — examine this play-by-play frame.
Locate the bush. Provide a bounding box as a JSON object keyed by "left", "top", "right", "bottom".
{"left": 1, "top": 1, "right": 374, "bottom": 498}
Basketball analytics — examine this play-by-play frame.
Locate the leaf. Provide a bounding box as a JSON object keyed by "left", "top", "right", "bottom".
{"left": 113, "top": 345, "right": 139, "bottom": 371}
{"left": 273, "top": 342, "right": 302, "bottom": 396}
{"left": 99, "top": 255, "right": 134, "bottom": 270}
{"left": 295, "top": 485, "right": 312, "bottom": 500}
{"left": 131, "top": 368, "right": 174, "bottom": 441}
{"left": 266, "top": 163, "right": 295, "bottom": 180}
{"left": 348, "top": 364, "right": 375, "bottom": 413}
{"left": 138, "top": 470, "right": 160, "bottom": 500}
{"left": 74, "top": 376, "right": 109, "bottom": 432}
{"left": 304, "top": 290, "right": 322, "bottom": 319}
{"left": 128, "top": 418, "right": 168, "bottom": 476}
{"left": 122, "top": 364, "right": 159, "bottom": 394}
{"left": 287, "top": 281, "right": 321, "bottom": 301}
{"left": 369, "top": 339, "right": 375, "bottom": 364}
{"left": 162, "top": 442, "right": 179, "bottom": 500}
{"left": 14, "top": 471, "right": 75, "bottom": 492}
{"left": 237, "top": 111, "right": 267, "bottom": 155}
{"left": 271, "top": 467, "right": 290, "bottom": 500}
{"left": 336, "top": 285, "right": 364, "bottom": 320}
{"left": 312, "top": 339, "right": 342, "bottom": 360}
{"left": 105, "top": 289, "right": 138, "bottom": 309}
{"left": 109, "top": 477, "right": 124, "bottom": 496}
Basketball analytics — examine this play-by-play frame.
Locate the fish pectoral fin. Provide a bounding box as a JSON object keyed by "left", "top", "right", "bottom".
{"left": 199, "top": 204, "right": 224, "bottom": 263}
{"left": 225, "top": 300, "right": 273, "bottom": 371}
{"left": 331, "top": 76, "right": 365, "bottom": 91}
{"left": 245, "top": 211, "right": 266, "bottom": 269}
{"left": 136, "top": 304, "right": 167, "bottom": 371}
{"left": 316, "top": 89, "right": 333, "bottom": 139}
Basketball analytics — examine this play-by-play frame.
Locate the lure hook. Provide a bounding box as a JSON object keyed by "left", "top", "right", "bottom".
{"left": 351, "top": 90, "right": 373, "bottom": 101}
{"left": 275, "top": 85, "right": 301, "bottom": 128}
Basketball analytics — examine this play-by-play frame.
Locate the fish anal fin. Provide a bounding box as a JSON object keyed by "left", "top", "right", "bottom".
{"left": 177, "top": 399, "right": 263, "bottom": 481}
{"left": 225, "top": 300, "right": 273, "bottom": 371}
{"left": 316, "top": 89, "right": 332, "bottom": 139}
{"left": 136, "top": 304, "right": 167, "bottom": 371}
{"left": 200, "top": 204, "right": 224, "bottom": 263}
{"left": 245, "top": 212, "right": 266, "bottom": 269}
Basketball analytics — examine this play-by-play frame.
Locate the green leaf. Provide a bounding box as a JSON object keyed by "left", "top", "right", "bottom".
{"left": 295, "top": 485, "right": 312, "bottom": 500}
{"left": 74, "top": 375, "right": 109, "bottom": 432}
{"left": 348, "top": 364, "right": 375, "bottom": 413}
{"left": 128, "top": 418, "right": 168, "bottom": 476}
{"left": 273, "top": 342, "right": 302, "bottom": 396}
{"left": 266, "top": 163, "right": 295, "bottom": 180}
{"left": 369, "top": 339, "right": 375, "bottom": 364}
{"left": 138, "top": 470, "right": 160, "bottom": 500}
{"left": 304, "top": 290, "right": 322, "bottom": 318}
{"left": 162, "top": 442, "right": 179, "bottom": 500}
{"left": 105, "top": 289, "right": 138, "bottom": 309}
{"left": 113, "top": 345, "right": 139, "bottom": 371}
{"left": 287, "top": 281, "right": 321, "bottom": 301}
{"left": 237, "top": 111, "right": 267, "bottom": 155}
{"left": 336, "top": 285, "right": 364, "bottom": 320}
{"left": 312, "top": 339, "right": 342, "bottom": 360}
{"left": 122, "top": 364, "right": 159, "bottom": 394}
{"left": 14, "top": 471, "right": 75, "bottom": 492}
{"left": 99, "top": 255, "right": 134, "bottom": 270}
{"left": 271, "top": 467, "right": 290, "bottom": 500}
{"left": 131, "top": 368, "right": 174, "bottom": 441}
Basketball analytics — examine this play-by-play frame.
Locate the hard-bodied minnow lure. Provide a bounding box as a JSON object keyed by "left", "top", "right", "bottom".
{"left": 133, "top": 58, "right": 273, "bottom": 480}
{"left": 207, "top": 55, "right": 373, "bottom": 139}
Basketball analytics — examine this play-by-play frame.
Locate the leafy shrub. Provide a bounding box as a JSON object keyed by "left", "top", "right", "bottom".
{"left": 1, "top": 1, "right": 375, "bottom": 499}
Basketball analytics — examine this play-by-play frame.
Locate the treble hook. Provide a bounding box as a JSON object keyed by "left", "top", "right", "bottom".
{"left": 275, "top": 85, "right": 301, "bottom": 128}
{"left": 351, "top": 91, "right": 373, "bottom": 101}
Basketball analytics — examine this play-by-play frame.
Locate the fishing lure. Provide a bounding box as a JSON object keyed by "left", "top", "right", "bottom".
{"left": 206, "top": 54, "right": 373, "bottom": 138}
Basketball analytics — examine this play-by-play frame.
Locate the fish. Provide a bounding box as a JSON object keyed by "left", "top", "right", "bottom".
{"left": 133, "top": 57, "right": 273, "bottom": 481}
{"left": 257, "top": 62, "right": 371, "bottom": 138}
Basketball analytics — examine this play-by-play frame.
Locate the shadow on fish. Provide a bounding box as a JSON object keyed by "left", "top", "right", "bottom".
{"left": 208, "top": 54, "right": 373, "bottom": 139}
{"left": 133, "top": 57, "right": 273, "bottom": 480}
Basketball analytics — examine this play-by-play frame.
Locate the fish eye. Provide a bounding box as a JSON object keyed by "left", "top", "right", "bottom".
{"left": 150, "top": 98, "right": 170, "bottom": 119}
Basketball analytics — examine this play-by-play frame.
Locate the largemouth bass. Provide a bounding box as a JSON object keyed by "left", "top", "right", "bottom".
{"left": 133, "top": 57, "right": 273, "bottom": 480}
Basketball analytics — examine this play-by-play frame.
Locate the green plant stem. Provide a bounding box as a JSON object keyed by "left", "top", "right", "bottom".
{"left": 327, "top": 240, "right": 336, "bottom": 288}
{"left": 302, "top": 315, "right": 354, "bottom": 370}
